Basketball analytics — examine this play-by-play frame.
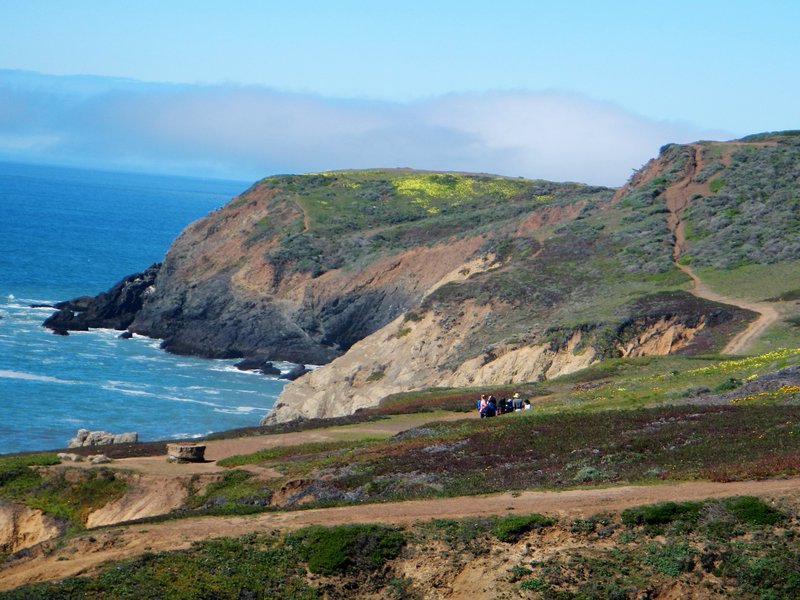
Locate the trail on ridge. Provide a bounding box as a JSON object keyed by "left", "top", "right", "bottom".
{"left": 663, "top": 144, "right": 779, "bottom": 355}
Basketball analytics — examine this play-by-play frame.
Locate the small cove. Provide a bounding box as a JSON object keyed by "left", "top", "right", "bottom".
{"left": 0, "top": 162, "right": 287, "bottom": 453}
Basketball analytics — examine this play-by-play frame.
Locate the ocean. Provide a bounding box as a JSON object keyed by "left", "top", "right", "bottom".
{"left": 0, "top": 161, "right": 289, "bottom": 454}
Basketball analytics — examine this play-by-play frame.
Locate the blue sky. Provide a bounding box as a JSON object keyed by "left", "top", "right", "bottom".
{"left": 0, "top": 1, "right": 797, "bottom": 185}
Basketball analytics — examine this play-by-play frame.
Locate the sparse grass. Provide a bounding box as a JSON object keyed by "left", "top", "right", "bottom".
{"left": 0, "top": 456, "right": 126, "bottom": 527}
{"left": 217, "top": 438, "right": 385, "bottom": 468}
{"left": 185, "top": 469, "right": 269, "bottom": 513}
{"left": 694, "top": 261, "right": 800, "bottom": 301}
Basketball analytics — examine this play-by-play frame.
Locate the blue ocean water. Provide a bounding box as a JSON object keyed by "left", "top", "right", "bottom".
{"left": 0, "top": 162, "right": 288, "bottom": 453}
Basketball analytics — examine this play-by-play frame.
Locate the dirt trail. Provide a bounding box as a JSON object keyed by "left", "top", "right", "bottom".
{"left": 2, "top": 477, "right": 799, "bottom": 591}
{"left": 663, "top": 144, "right": 779, "bottom": 355}
{"left": 71, "top": 412, "right": 470, "bottom": 478}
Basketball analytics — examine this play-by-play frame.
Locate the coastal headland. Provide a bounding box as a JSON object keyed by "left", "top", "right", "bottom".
{"left": 4, "top": 131, "right": 799, "bottom": 597}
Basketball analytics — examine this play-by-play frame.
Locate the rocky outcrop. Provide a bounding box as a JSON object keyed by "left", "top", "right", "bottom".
{"left": 266, "top": 291, "right": 752, "bottom": 423}
{"left": 234, "top": 356, "right": 281, "bottom": 376}
{"left": 43, "top": 264, "right": 160, "bottom": 334}
{"left": 127, "top": 218, "right": 490, "bottom": 363}
{"left": 67, "top": 429, "right": 138, "bottom": 448}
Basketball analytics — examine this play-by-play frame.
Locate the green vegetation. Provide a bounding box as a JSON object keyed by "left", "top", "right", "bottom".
{"left": 0, "top": 534, "right": 317, "bottom": 600}
{"left": 5, "top": 496, "right": 797, "bottom": 599}
{"left": 725, "top": 495, "right": 784, "bottom": 526}
{"left": 5, "top": 138, "right": 800, "bottom": 596}
{"left": 694, "top": 261, "right": 800, "bottom": 301}
{"left": 287, "top": 524, "right": 405, "bottom": 575}
{"left": 185, "top": 349, "right": 800, "bottom": 514}
{"left": 0, "top": 455, "right": 126, "bottom": 528}
{"left": 491, "top": 513, "right": 555, "bottom": 542}
{"left": 185, "top": 469, "right": 270, "bottom": 514}
{"left": 515, "top": 496, "right": 798, "bottom": 598}
{"left": 621, "top": 501, "right": 704, "bottom": 527}
{"left": 252, "top": 170, "right": 612, "bottom": 279}
{"left": 684, "top": 137, "right": 800, "bottom": 269}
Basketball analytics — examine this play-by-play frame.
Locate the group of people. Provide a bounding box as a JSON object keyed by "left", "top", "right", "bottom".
{"left": 477, "top": 392, "right": 531, "bottom": 418}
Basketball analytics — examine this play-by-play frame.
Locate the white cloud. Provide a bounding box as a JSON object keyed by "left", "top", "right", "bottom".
{"left": 0, "top": 71, "right": 730, "bottom": 186}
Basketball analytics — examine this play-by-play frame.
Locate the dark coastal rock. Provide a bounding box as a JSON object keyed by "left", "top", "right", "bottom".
{"left": 280, "top": 364, "right": 310, "bottom": 381}
{"left": 39, "top": 180, "right": 423, "bottom": 365}
{"left": 130, "top": 267, "right": 359, "bottom": 364}
{"left": 118, "top": 330, "right": 133, "bottom": 339}
{"left": 43, "top": 264, "right": 161, "bottom": 333}
{"left": 234, "top": 357, "right": 281, "bottom": 376}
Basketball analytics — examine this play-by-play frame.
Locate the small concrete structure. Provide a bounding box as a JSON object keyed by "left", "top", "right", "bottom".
{"left": 166, "top": 443, "right": 206, "bottom": 463}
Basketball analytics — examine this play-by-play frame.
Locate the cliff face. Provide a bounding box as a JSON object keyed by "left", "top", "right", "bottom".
{"left": 47, "top": 171, "right": 613, "bottom": 365}
{"left": 44, "top": 134, "right": 800, "bottom": 424}
{"left": 267, "top": 133, "right": 800, "bottom": 422}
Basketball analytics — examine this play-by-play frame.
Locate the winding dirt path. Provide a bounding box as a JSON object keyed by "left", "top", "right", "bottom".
{"left": 2, "top": 476, "right": 799, "bottom": 591}
{"left": 664, "top": 144, "right": 779, "bottom": 355}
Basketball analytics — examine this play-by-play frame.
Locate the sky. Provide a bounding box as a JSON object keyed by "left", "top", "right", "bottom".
{"left": 0, "top": 1, "right": 797, "bottom": 186}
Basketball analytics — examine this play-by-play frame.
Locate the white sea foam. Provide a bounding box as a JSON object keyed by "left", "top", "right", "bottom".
{"left": 183, "top": 386, "right": 221, "bottom": 395}
{"left": 209, "top": 364, "right": 248, "bottom": 374}
{"left": 213, "top": 406, "right": 260, "bottom": 414}
{"left": 103, "top": 383, "right": 224, "bottom": 408}
{"left": 0, "top": 369, "right": 76, "bottom": 384}
{"left": 130, "top": 355, "right": 163, "bottom": 362}
{"left": 170, "top": 432, "right": 206, "bottom": 440}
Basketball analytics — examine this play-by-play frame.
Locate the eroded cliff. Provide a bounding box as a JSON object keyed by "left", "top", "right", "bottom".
{"left": 43, "top": 135, "right": 800, "bottom": 424}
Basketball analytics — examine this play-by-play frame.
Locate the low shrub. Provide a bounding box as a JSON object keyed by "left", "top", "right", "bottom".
{"left": 519, "top": 577, "right": 548, "bottom": 591}
{"left": 713, "top": 377, "right": 743, "bottom": 393}
{"left": 725, "top": 496, "right": 784, "bottom": 526}
{"left": 288, "top": 524, "right": 405, "bottom": 575}
{"left": 621, "top": 501, "right": 704, "bottom": 527}
{"left": 645, "top": 542, "right": 696, "bottom": 576}
{"left": 492, "top": 513, "right": 555, "bottom": 543}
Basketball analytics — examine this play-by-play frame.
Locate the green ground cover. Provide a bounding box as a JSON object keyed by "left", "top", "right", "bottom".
{"left": 5, "top": 497, "right": 797, "bottom": 599}
{"left": 184, "top": 349, "right": 800, "bottom": 510}
{"left": 0, "top": 454, "right": 126, "bottom": 529}
{"left": 694, "top": 261, "right": 800, "bottom": 301}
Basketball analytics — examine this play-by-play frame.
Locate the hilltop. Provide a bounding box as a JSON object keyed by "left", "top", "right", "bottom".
{"left": 44, "top": 132, "right": 800, "bottom": 424}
